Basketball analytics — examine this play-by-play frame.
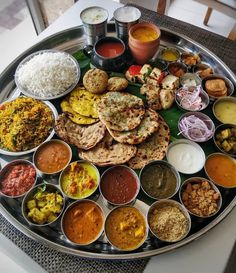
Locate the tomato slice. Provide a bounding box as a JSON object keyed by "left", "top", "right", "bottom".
{"left": 157, "top": 71, "right": 165, "bottom": 84}
{"left": 128, "top": 65, "right": 142, "bottom": 76}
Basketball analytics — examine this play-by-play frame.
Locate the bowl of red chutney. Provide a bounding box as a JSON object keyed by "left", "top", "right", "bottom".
{"left": 99, "top": 165, "right": 140, "bottom": 207}
{"left": 0, "top": 159, "right": 37, "bottom": 198}
{"left": 89, "top": 36, "right": 127, "bottom": 71}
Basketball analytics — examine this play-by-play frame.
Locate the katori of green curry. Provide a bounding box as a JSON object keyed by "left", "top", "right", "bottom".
{"left": 141, "top": 164, "right": 177, "bottom": 199}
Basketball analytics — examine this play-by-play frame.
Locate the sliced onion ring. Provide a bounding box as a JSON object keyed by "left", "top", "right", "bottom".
{"left": 178, "top": 114, "right": 214, "bottom": 142}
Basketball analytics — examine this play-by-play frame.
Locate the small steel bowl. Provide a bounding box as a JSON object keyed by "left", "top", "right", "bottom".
{"left": 201, "top": 74, "right": 234, "bottom": 101}
{"left": 0, "top": 159, "right": 37, "bottom": 199}
{"left": 181, "top": 52, "right": 201, "bottom": 67}
{"left": 180, "top": 73, "right": 201, "bottom": 87}
{"left": 192, "top": 62, "right": 214, "bottom": 78}
{"left": 178, "top": 112, "right": 215, "bottom": 142}
{"left": 99, "top": 165, "right": 140, "bottom": 208}
{"left": 33, "top": 139, "right": 72, "bottom": 176}
{"left": 149, "top": 59, "right": 168, "bottom": 71}
{"left": 166, "top": 139, "right": 206, "bottom": 174}
{"left": 204, "top": 153, "right": 236, "bottom": 188}
{"left": 212, "top": 97, "right": 236, "bottom": 125}
{"left": 139, "top": 160, "right": 180, "bottom": 200}
{"left": 213, "top": 123, "right": 236, "bottom": 158}
{"left": 167, "top": 61, "right": 188, "bottom": 77}
{"left": 15, "top": 49, "right": 80, "bottom": 100}
{"left": 179, "top": 177, "right": 222, "bottom": 218}
{"left": 175, "top": 85, "right": 209, "bottom": 112}
{"left": 159, "top": 47, "right": 181, "bottom": 63}
{"left": 22, "top": 182, "right": 65, "bottom": 227}
{"left": 104, "top": 205, "right": 148, "bottom": 251}
{"left": 59, "top": 160, "right": 100, "bottom": 200}
{"left": 61, "top": 199, "right": 105, "bottom": 246}
{"left": 147, "top": 199, "right": 191, "bottom": 243}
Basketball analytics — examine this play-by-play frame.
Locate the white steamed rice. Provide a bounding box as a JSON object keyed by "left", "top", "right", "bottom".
{"left": 16, "top": 51, "right": 78, "bottom": 98}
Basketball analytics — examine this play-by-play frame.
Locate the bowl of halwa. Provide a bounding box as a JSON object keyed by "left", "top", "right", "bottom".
{"left": 105, "top": 206, "right": 148, "bottom": 251}
{"left": 147, "top": 199, "right": 191, "bottom": 243}
{"left": 22, "top": 183, "right": 65, "bottom": 226}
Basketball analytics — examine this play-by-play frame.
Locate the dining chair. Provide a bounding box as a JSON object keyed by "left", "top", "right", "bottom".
{"left": 193, "top": 0, "right": 236, "bottom": 40}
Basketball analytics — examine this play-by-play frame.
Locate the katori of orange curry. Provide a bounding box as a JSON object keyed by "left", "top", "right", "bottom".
{"left": 63, "top": 201, "right": 104, "bottom": 244}
{"left": 35, "top": 141, "right": 70, "bottom": 173}
{"left": 205, "top": 154, "right": 236, "bottom": 187}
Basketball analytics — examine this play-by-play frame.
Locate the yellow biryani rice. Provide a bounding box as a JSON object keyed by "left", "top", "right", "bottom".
{"left": 0, "top": 97, "right": 54, "bottom": 152}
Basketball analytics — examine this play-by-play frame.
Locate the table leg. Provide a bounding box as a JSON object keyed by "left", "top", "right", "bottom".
{"left": 204, "top": 7, "right": 213, "bottom": 25}
{"left": 157, "top": 0, "right": 167, "bottom": 15}
{"left": 228, "top": 22, "right": 236, "bottom": 40}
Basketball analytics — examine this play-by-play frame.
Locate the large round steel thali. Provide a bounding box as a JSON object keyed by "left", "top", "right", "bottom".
{"left": 0, "top": 23, "right": 235, "bottom": 260}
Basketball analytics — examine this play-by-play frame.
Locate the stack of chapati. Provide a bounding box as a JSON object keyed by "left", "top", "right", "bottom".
{"left": 55, "top": 86, "right": 170, "bottom": 169}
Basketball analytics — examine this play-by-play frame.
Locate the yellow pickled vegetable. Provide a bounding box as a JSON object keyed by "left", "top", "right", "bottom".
{"left": 26, "top": 188, "right": 64, "bottom": 225}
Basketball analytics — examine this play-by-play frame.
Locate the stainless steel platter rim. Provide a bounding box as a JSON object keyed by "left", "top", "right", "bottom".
{"left": 0, "top": 23, "right": 235, "bottom": 260}
{"left": 1, "top": 200, "right": 235, "bottom": 259}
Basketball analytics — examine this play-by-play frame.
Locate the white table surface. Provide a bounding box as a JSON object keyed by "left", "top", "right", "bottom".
{"left": 0, "top": 0, "right": 236, "bottom": 272}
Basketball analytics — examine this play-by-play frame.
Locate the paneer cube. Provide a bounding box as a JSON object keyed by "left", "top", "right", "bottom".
{"left": 149, "top": 67, "right": 162, "bottom": 80}
{"left": 221, "top": 129, "right": 231, "bottom": 140}
{"left": 222, "top": 140, "right": 232, "bottom": 152}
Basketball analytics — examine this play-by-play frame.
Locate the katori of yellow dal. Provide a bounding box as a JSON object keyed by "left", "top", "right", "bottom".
{"left": 132, "top": 27, "right": 159, "bottom": 42}
{"left": 0, "top": 97, "right": 54, "bottom": 152}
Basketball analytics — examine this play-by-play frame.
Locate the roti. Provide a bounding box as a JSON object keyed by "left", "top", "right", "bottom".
{"left": 96, "top": 92, "right": 145, "bottom": 131}
{"left": 108, "top": 108, "right": 159, "bottom": 144}
{"left": 60, "top": 99, "right": 98, "bottom": 125}
{"left": 69, "top": 86, "right": 102, "bottom": 118}
{"left": 127, "top": 115, "right": 170, "bottom": 169}
{"left": 55, "top": 114, "right": 106, "bottom": 150}
{"left": 78, "top": 131, "right": 137, "bottom": 166}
